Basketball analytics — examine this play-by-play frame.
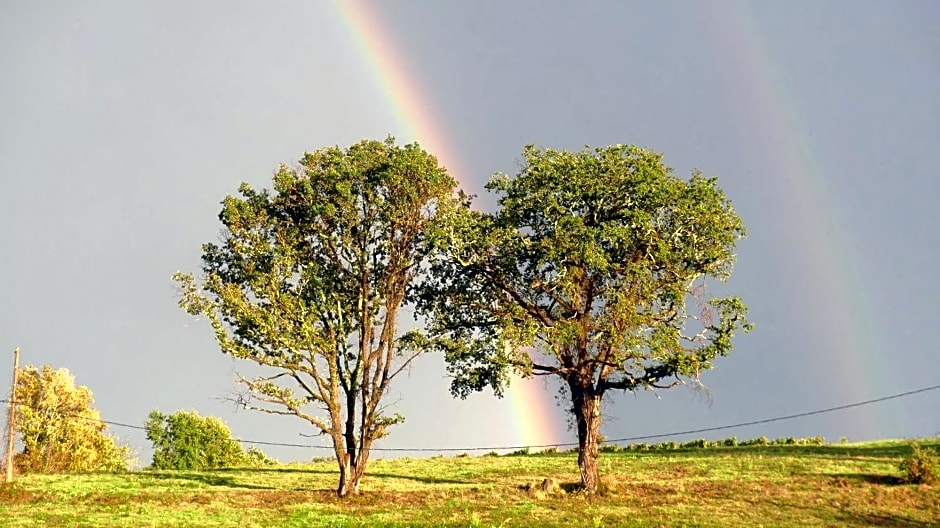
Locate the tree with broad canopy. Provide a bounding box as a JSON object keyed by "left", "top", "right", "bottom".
{"left": 174, "top": 137, "right": 463, "bottom": 496}
{"left": 419, "top": 144, "right": 753, "bottom": 492}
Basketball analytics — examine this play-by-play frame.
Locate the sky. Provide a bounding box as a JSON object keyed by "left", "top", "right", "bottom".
{"left": 1, "top": 0, "right": 938, "bottom": 465}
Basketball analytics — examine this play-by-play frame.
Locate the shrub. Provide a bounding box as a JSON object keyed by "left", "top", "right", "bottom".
{"left": 13, "top": 365, "right": 134, "bottom": 473}
{"left": 722, "top": 437, "right": 738, "bottom": 447}
{"left": 899, "top": 443, "right": 938, "bottom": 484}
{"left": 245, "top": 446, "right": 278, "bottom": 466}
{"left": 145, "top": 409, "right": 247, "bottom": 469}
{"left": 681, "top": 438, "right": 708, "bottom": 449}
{"left": 741, "top": 436, "right": 769, "bottom": 446}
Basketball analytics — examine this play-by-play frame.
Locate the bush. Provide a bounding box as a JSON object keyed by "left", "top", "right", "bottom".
{"left": 145, "top": 409, "right": 247, "bottom": 469}
{"left": 722, "top": 437, "right": 738, "bottom": 447}
{"left": 245, "top": 446, "right": 278, "bottom": 466}
{"left": 899, "top": 443, "right": 938, "bottom": 484}
{"left": 14, "top": 365, "right": 134, "bottom": 473}
{"left": 741, "top": 436, "right": 769, "bottom": 447}
{"left": 681, "top": 438, "right": 708, "bottom": 449}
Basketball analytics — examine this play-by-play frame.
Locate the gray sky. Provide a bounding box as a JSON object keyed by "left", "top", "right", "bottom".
{"left": 1, "top": 0, "right": 937, "bottom": 463}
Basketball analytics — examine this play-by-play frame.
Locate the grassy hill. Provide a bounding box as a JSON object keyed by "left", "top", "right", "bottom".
{"left": 2, "top": 439, "right": 938, "bottom": 527}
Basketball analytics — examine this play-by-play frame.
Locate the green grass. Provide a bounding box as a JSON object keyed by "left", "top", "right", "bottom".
{"left": 2, "top": 439, "right": 938, "bottom": 527}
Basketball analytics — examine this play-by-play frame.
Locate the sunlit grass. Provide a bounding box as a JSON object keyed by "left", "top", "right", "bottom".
{"left": 2, "top": 439, "right": 938, "bottom": 527}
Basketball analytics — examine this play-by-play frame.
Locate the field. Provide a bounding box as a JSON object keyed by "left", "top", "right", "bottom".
{"left": 2, "top": 440, "right": 938, "bottom": 527}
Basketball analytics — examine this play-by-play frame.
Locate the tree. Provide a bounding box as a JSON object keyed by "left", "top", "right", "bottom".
{"left": 174, "top": 137, "right": 462, "bottom": 496}
{"left": 144, "top": 409, "right": 248, "bottom": 470}
{"left": 421, "top": 144, "right": 752, "bottom": 492}
{"left": 14, "top": 365, "right": 133, "bottom": 473}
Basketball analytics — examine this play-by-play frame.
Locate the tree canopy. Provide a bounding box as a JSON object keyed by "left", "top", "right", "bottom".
{"left": 174, "top": 137, "right": 463, "bottom": 496}
{"left": 420, "top": 144, "right": 752, "bottom": 491}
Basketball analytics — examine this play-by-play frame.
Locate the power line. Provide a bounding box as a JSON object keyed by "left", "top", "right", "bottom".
{"left": 2, "top": 382, "right": 938, "bottom": 452}
{"left": 602, "top": 382, "right": 940, "bottom": 446}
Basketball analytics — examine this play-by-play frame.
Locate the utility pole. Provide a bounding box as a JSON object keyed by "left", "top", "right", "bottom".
{"left": 4, "top": 347, "right": 19, "bottom": 484}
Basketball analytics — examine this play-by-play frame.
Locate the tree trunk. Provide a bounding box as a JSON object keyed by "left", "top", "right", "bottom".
{"left": 336, "top": 449, "right": 370, "bottom": 497}
{"left": 570, "top": 382, "right": 602, "bottom": 492}
{"left": 336, "top": 452, "right": 353, "bottom": 497}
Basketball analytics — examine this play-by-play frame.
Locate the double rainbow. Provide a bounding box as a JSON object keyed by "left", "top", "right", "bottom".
{"left": 331, "top": 0, "right": 888, "bottom": 445}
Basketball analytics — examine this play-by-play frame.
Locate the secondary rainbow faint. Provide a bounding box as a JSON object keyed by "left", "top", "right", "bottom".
{"left": 703, "top": 1, "right": 889, "bottom": 437}
{"left": 332, "top": 0, "right": 563, "bottom": 449}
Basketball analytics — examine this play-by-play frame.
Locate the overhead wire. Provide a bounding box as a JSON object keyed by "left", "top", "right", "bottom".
{"left": 2, "top": 382, "right": 938, "bottom": 452}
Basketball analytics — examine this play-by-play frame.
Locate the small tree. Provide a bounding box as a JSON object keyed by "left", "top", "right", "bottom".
{"left": 175, "top": 137, "right": 463, "bottom": 496}
{"left": 14, "top": 365, "right": 133, "bottom": 473}
{"left": 144, "top": 409, "right": 248, "bottom": 469}
{"left": 421, "top": 144, "right": 752, "bottom": 492}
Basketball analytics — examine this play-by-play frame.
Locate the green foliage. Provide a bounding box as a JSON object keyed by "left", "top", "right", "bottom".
{"left": 899, "top": 443, "right": 938, "bottom": 484}
{"left": 741, "top": 436, "right": 770, "bottom": 447}
{"left": 173, "top": 137, "right": 464, "bottom": 496}
{"left": 245, "top": 446, "right": 279, "bottom": 466}
{"left": 422, "top": 144, "right": 752, "bottom": 398}
{"left": 420, "top": 143, "right": 751, "bottom": 490}
{"left": 13, "top": 365, "right": 133, "bottom": 473}
{"left": 145, "top": 409, "right": 247, "bottom": 470}
{"left": 610, "top": 436, "right": 827, "bottom": 451}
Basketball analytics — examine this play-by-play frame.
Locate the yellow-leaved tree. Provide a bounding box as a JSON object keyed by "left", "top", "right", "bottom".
{"left": 14, "top": 365, "right": 133, "bottom": 473}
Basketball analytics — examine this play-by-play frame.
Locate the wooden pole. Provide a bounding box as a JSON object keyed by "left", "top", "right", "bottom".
{"left": 4, "top": 347, "right": 19, "bottom": 484}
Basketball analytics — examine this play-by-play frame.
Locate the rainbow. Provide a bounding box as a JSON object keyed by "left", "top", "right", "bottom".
{"left": 703, "top": 3, "right": 890, "bottom": 437}
{"left": 332, "top": 0, "right": 563, "bottom": 449}
{"left": 330, "top": 0, "right": 892, "bottom": 446}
